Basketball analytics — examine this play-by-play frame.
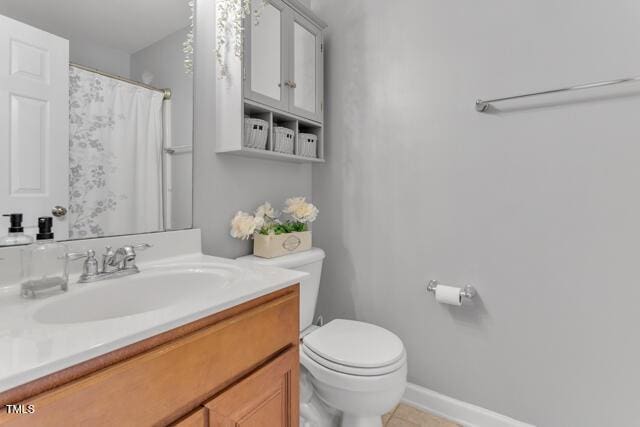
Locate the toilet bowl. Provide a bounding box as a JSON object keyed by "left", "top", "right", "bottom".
{"left": 237, "top": 248, "right": 407, "bottom": 427}
{"left": 301, "top": 319, "right": 407, "bottom": 426}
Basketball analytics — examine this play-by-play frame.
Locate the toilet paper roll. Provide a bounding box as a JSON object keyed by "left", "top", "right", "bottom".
{"left": 435, "top": 284, "right": 462, "bottom": 306}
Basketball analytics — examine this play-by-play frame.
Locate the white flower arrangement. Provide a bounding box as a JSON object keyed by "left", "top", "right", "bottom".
{"left": 230, "top": 198, "right": 319, "bottom": 240}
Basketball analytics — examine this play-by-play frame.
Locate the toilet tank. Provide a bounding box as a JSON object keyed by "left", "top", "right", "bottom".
{"left": 237, "top": 248, "right": 325, "bottom": 332}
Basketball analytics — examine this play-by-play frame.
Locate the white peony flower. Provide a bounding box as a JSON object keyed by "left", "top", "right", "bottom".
{"left": 254, "top": 202, "right": 277, "bottom": 221}
{"left": 283, "top": 197, "right": 319, "bottom": 224}
{"left": 230, "top": 211, "right": 263, "bottom": 240}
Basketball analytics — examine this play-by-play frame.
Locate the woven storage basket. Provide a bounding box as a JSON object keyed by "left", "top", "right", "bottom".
{"left": 273, "top": 126, "right": 295, "bottom": 154}
{"left": 244, "top": 118, "right": 269, "bottom": 150}
{"left": 298, "top": 133, "right": 318, "bottom": 158}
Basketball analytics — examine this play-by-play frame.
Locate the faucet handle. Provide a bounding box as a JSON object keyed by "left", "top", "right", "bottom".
{"left": 67, "top": 249, "right": 94, "bottom": 261}
{"left": 68, "top": 250, "right": 99, "bottom": 277}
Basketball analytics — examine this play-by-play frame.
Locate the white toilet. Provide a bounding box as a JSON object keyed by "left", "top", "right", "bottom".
{"left": 237, "top": 248, "right": 407, "bottom": 427}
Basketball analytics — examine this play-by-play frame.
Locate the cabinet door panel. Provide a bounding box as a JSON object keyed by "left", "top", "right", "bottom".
{"left": 206, "top": 347, "right": 299, "bottom": 427}
{"left": 245, "top": 0, "right": 288, "bottom": 110}
{"left": 172, "top": 407, "right": 207, "bottom": 427}
{"left": 289, "top": 14, "right": 323, "bottom": 122}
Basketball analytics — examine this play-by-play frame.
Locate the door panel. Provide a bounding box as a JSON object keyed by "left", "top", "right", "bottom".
{"left": 206, "top": 347, "right": 299, "bottom": 427}
{"left": 244, "top": 0, "right": 289, "bottom": 111}
{"left": 289, "top": 14, "right": 322, "bottom": 122}
{"left": 172, "top": 407, "right": 208, "bottom": 427}
{"left": 0, "top": 14, "right": 69, "bottom": 239}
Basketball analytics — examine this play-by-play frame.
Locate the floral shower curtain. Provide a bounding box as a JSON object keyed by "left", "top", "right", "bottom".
{"left": 69, "top": 66, "right": 164, "bottom": 239}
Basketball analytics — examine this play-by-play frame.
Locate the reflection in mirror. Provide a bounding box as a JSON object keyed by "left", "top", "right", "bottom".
{"left": 0, "top": 0, "right": 194, "bottom": 245}
{"left": 294, "top": 21, "right": 316, "bottom": 113}
{"left": 251, "top": 0, "right": 282, "bottom": 100}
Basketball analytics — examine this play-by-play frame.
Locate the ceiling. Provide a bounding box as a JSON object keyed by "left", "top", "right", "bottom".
{"left": 0, "top": 0, "right": 191, "bottom": 53}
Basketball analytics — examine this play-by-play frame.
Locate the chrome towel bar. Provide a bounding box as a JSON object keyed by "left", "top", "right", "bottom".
{"left": 476, "top": 73, "right": 640, "bottom": 112}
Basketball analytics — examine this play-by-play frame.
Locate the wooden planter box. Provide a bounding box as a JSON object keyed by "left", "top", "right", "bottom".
{"left": 253, "top": 231, "right": 312, "bottom": 259}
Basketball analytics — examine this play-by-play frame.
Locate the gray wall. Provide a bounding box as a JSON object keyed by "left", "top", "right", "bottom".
{"left": 310, "top": 1, "right": 640, "bottom": 426}
{"left": 70, "top": 37, "right": 131, "bottom": 77}
{"left": 131, "top": 27, "right": 194, "bottom": 230}
{"left": 193, "top": 0, "right": 312, "bottom": 259}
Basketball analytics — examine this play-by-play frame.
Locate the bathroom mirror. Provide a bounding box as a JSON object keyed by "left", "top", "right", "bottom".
{"left": 293, "top": 21, "right": 317, "bottom": 113}
{"left": 250, "top": 0, "right": 283, "bottom": 101}
{"left": 0, "top": 0, "right": 194, "bottom": 244}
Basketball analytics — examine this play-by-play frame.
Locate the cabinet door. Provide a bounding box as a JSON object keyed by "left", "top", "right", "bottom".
{"left": 244, "top": 0, "right": 289, "bottom": 111}
{"left": 172, "top": 407, "right": 207, "bottom": 427}
{"left": 288, "top": 13, "right": 323, "bottom": 123}
{"left": 206, "top": 347, "right": 299, "bottom": 427}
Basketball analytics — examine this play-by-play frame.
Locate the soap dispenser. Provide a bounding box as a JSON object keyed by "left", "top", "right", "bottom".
{"left": 21, "top": 217, "right": 68, "bottom": 298}
{"left": 0, "top": 214, "right": 34, "bottom": 246}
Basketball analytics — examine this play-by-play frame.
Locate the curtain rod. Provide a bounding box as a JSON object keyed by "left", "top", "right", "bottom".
{"left": 70, "top": 62, "right": 172, "bottom": 100}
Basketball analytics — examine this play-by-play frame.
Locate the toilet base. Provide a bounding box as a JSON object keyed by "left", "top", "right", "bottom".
{"left": 341, "top": 414, "right": 382, "bottom": 427}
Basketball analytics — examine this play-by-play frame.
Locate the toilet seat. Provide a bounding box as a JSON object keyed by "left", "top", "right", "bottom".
{"left": 300, "top": 347, "right": 407, "bottom": 393}
{"left": 302, "top": 344, "right": 406, "bottom": 376}
{"left": 301, "top": 319, "right": 406, "bottom": 376}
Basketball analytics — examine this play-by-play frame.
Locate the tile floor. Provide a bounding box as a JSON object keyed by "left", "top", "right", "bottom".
{"left": 382, "top": 403, "right": 461, "bottom": 427}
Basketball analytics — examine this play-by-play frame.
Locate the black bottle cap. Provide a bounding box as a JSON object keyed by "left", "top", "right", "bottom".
{"left": 3, "top": 213, "right": 24, "bottom": 233}
{"left": 36, "top": 217, "right": 54, "bottom": 240}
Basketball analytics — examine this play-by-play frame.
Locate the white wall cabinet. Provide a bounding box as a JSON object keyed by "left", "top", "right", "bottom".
{"left": 216, "top": 0, "right": 326, "bottom": 163}
{"left": 244, "top": 0, "right": 324, "bottom": 123}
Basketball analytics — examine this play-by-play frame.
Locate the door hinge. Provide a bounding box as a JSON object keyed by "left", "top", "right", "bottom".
{"left": 243, "top": 65, "right": 246, "bottom": 80}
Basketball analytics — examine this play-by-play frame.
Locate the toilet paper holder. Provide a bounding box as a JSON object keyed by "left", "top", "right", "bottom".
{"left": 426, "top": 280, "right": 476, "bottom": 300}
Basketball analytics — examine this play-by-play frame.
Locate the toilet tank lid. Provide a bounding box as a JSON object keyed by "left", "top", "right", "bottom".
{"left": 236, "top": 247, "right": 325, "bottom": 269}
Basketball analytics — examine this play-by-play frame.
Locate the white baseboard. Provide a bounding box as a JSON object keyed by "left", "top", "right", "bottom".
{"left": 402, "top": 383, "right": 535, "bottom": 427}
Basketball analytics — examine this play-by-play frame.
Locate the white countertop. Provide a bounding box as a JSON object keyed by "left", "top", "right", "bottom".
{"left": 0, "top": 253, "right": 306, "bottom": 393}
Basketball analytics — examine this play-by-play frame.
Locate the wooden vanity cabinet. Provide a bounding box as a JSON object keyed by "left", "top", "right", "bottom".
{"left": 0, "top": 285, "right": 300, "bottom": 427}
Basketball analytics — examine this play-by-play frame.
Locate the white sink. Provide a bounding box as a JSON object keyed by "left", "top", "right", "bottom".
{"left": 33, "top": 263, "right": 241, "bottom": 324}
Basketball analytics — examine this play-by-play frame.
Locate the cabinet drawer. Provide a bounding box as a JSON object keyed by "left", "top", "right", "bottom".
{"left": 0, "top": 290, "right": 299, "bottom": 427}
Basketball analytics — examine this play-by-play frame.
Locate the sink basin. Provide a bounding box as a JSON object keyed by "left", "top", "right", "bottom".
{"left": 33, "top": 264, "right": 240, "bottom": 324}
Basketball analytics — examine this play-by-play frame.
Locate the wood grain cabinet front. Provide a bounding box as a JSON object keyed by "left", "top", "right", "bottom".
{"left": 0, "top": 286, "right": 300, "bottom": 427}
{"left": 206, "top": 347, "right": 298, "bottom": 427}
{"left": 171, "top": 408, "right": 208, "bottom": 427}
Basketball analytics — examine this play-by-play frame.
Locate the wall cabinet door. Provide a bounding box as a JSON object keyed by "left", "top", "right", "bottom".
{"left": 288, "top": 12, "right": 323, "bottom": 123}
{"left": 205, "top": 347, "right": 299, "bottom": 427}
{"left": 244, "top": 0, "right": 289, "bottom": 111}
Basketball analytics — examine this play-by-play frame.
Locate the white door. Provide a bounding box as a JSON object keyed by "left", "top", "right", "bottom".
{"left": 0, "top": 14, "right": 69, "bottom": 239}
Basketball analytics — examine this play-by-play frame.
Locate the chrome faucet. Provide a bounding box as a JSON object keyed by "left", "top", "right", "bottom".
{"left": 69, "top": 243, "right": 151, "bottom": 283}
